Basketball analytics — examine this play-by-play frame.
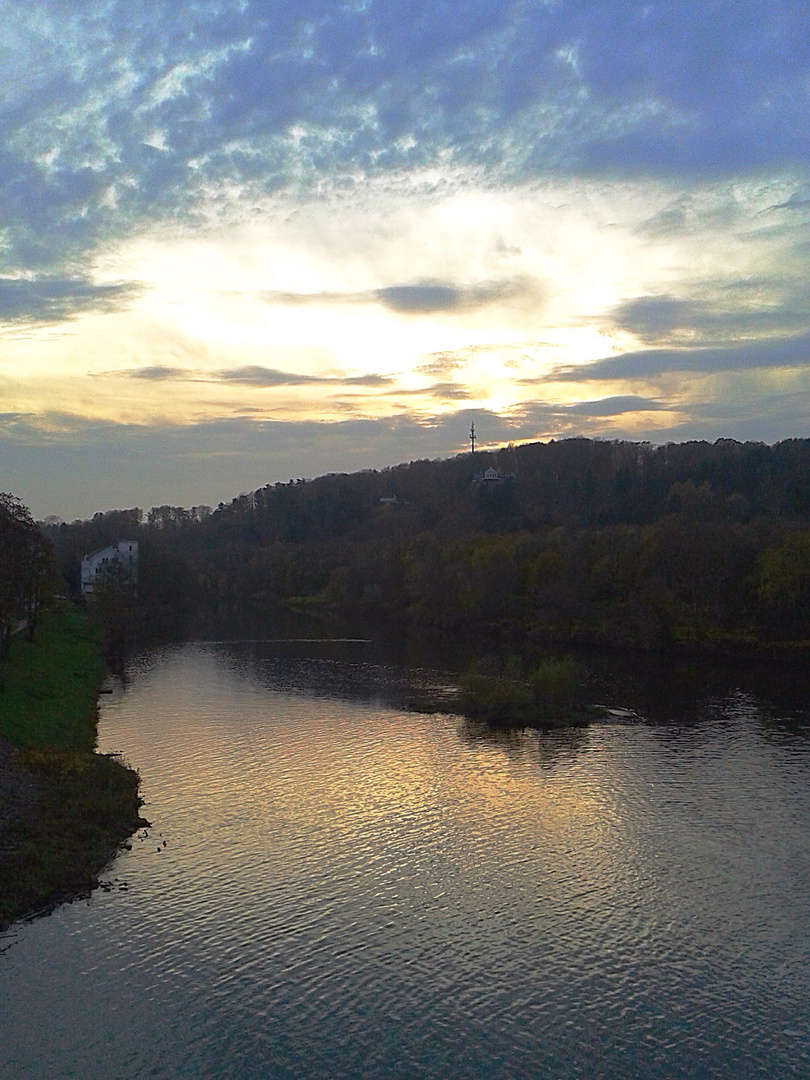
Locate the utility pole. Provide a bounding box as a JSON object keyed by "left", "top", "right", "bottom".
{"left": 470, "top": 420, "right": 476, "bottom": 455}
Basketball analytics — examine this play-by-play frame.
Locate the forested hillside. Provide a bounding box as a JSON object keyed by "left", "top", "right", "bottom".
{"left": 47, "top": 437, "right": 810, "bottom": 655}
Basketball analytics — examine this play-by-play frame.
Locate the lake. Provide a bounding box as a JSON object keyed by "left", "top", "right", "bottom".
{"left": 1, "top": 634, "right": 810, "bottom": 1079}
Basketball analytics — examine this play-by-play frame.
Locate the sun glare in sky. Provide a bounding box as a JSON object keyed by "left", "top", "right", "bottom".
{"left": 0, "top": 3, "right": 808, "bottom": 518}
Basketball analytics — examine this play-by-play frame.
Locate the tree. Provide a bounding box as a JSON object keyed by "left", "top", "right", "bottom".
{"left": 754, "top": 530, "right": 810, "bottom": 638}
{"left": 0, "top": 493, "right": 56, "bottom": 655}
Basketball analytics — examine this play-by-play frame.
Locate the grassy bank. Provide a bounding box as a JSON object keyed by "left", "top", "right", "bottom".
{"left": 0, "top": 605, "right": 147, "bottom": 931}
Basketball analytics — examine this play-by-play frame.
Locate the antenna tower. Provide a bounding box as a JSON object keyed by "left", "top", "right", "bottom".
{"left": 470, "top": 420, "right": 476, "bottom": 455}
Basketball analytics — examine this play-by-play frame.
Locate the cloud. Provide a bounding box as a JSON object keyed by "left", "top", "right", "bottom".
{"left": 216, "top": 365, "right": 393, "bottom": 387}
{"left": 424, "top": 382, "right": 472, "bottom": 401}
{"left": 217, "top": 366, "right": 326, "bottom": 387}
{"left": 554, "top": 334, "right": 810, "bottom": 382}
{"left": 128, "top": 365, "right": 188, "bottom": 381}
{"left": 375, "top": 279, "right": 524, "bottom": 313}
{"left": 3, "top": 0, "right": 807, "bottom": 282}
{"left": 252, "top": 278, "right": 533, "bottom": 315}
{"left": 610, "top": 289, "right": 810, "bottom": 345}
{"left": 611, "top": 295, "right": 697, "bottom": 340}
{"left": 341, "top": 374, "right": 393, "bottom": 387}
{"left": 376, "top": 283, "right": 467, "bottom": 313}
{"left": 417, "top": 355, "right": 468, "bottom": 377}
{"left": 0, "top": 276, "right": 141, "bottom": 325}
{"left": 118, "top": 364, "right": 394, "bottom": 387}
{"left": 563, "top": 395, "right": 668, "bottom": 416}
{"left": 382, "top": 381, "right": 471, "bottom": 400}
{"left": 766, "top": 189, "right": 810, "bottom": 212}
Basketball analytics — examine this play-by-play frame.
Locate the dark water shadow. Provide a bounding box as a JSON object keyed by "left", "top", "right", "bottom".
{"left": 136, "top": 607, "right": 810, "bottom": 750}
{"left": 457, "top": 716, "right": 589, "bottom": 768}
{"left": 210, "top": 633, "right": 459, "bottom": 714}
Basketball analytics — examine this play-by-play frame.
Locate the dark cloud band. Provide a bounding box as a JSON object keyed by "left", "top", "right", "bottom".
{"left": 0, "top": 277, "right": 141, "bottom": 325}
{"left": 254, "top": 278, "right": 533, "bottom": 315}
{"left": 123, "top": 364, "right": 393, "bottom": 387}
{"left": 554, "top": 334, "right": 810, "bottom": 382}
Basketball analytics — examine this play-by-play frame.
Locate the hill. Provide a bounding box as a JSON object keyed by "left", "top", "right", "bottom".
{"left": 46, "top": 437, "right": 810, "bottom": 655}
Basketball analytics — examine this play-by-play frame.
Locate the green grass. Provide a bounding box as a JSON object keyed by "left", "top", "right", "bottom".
{"left": 0, "top": 604, "right": 103, "bottom": 750}
{"left": 0, "top": 604, "right": 147, "bottom": 931}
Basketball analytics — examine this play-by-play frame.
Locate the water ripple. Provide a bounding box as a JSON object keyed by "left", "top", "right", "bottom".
{"left": 2, "top": 641, "right": 810, "bottom": 1079}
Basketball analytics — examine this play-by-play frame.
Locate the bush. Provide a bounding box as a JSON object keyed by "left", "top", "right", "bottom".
{"left": 459, "top": 654, "right": 586, "bottom": 726}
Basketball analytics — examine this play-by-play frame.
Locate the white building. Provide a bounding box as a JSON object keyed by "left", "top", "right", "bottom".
{"left": 81, "top": 539, "right": 139, "bottom": 595}
{"left": 472, "top": 466, "right": 505, "bottom": 485}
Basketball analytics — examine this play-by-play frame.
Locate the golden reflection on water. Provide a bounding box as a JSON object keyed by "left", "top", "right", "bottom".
{"left": 2, "top": 639, "right": 810, "bottom": 1080}
{"left": 112, "top": 643, "right": 648, "bottom": 929}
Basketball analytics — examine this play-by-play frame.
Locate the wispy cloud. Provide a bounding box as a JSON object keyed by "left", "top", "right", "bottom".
{"left": 128, "top": 365, "right": 188, "bottom": 381}
{"left": 250, "top": 278, "right": 534, "bottom": 315}
{"left": 118, "top": 365, "right": 393, "bottom": 387}
{"left": 375, "top": 279, "right": 529, "bottom": 313}
{"left": 0, "top": 277, "right": 141, "bottom": 325}
{"left": 765, "top": 189, "right": 810, "bottom": 212}
{"left": 216, "top": 366, "right": 393, "bottom": 388}
{"left": 216, "top": 366, "right": 330, "bottom": 387}
{"left": 382, "top": 381, "right": 471, "bottom": 400}
{"left": 553, "top": 335, "right": 810, "bottom": 382}
{"left": 610, "top": 289, "right": 810, "bottom": 345}
{"left": 563, "top": 395, "right": 668, "bottom": 416}
{"left": 2, "top": 1, "right": 810, "bottom": 516}
{"left": 3, "top": 1, "right": 807, "bottom": 282}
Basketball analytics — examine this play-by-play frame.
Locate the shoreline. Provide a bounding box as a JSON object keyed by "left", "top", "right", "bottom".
{"left": 0, "top": 605, "right": 147, "bottom": 932}
{"left": 264, "top": 597, "right": 810, "bottom": 669}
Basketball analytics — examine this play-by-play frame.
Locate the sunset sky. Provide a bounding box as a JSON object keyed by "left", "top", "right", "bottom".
{"left": 1, "top": 1, "right": 809, "bottom": 519}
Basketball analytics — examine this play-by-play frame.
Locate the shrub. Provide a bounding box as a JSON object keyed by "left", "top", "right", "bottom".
{"left": 459, "top": 654, "right": 586, "bottom": 726}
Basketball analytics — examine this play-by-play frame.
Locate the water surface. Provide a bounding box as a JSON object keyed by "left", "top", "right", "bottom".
{"left": 1, "top": 638, "right": 809, "bottom": 1078}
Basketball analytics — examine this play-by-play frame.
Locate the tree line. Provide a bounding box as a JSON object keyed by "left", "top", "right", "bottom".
{"left": 43, "top": 437, "right": 810, "bottom": 655}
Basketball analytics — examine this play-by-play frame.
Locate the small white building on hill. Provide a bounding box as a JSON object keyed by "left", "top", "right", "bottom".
{"left": 81, "top": 539, "right": 139, "bottom": 595}
{"left": 472, "top": 466, "right": 505, "bottom": 485}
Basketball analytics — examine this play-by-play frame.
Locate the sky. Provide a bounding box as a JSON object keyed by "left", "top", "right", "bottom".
{"left": 1, "top": 0, "right": 809, "bottom": 520}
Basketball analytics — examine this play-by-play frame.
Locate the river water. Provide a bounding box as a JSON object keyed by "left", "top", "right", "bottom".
{"left": 2, "top": 636, "right": 810, "bottom": 1079}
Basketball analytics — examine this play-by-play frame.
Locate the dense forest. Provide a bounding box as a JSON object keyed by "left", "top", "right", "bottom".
{"left": 44, "top": 437, "right": 810, "bottom": 657}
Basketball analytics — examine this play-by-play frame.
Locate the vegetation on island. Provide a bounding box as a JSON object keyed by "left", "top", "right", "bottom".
{"left": 457, "top": 655, "right": 590, "bottom": 726}
{"left": 0, "top": 498, "right": 147, "bottom": 931}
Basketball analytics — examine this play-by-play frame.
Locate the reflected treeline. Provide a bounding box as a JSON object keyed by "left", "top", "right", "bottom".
{"left": 584, "top": 649, "right": 810, "bottom": 734}
{"left": 211, "top": 632, "right": 460, "bottom": 715}
{"left": 173, "top": 609, "right": 810, "bottom": 750}
{"left": 457, "top": 716, "right": 588, "bottom": 768}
